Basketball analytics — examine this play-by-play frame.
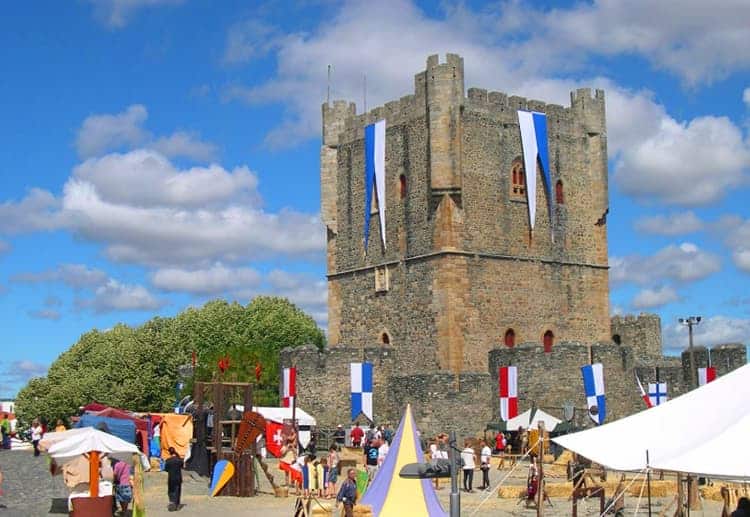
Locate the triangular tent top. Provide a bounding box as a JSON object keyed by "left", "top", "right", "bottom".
{"left": 506, "top": 408, "right": 561, "bottom": 431}
{"left": 360, "top": 404, "right": 446, "bottom": 517}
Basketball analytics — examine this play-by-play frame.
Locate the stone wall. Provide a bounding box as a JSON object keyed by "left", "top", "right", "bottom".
{"left": 611, "top": 314, "right": 662, "bottom": 359}
{"left": 323, "top": 53, "right": 610, "bottom": 374}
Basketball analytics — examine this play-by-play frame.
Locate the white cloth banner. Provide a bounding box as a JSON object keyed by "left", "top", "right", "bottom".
{"left": 517, "top": 111, "right": 538, "bottom": 230}
{"left": 373, "top": 120, "right": 386, "bottom": 248}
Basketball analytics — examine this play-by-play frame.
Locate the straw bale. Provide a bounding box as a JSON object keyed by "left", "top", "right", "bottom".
{"left": 496, "top": 479, "right": 678, "bottom": 499}
{"left": 352, "top": 503, "right": 373, "bottom": 516}
{"left": 310, "top": 501, "right": 335, "bottom": 516}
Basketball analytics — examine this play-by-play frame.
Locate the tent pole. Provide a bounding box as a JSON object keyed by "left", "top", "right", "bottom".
{"left": 449, "top": 430, "right": 460, "bottom": 517}
{"left": 89, "top": 450, "right": 100, "bottom": 498}
{"left": 646, "top": 450, "right": 652, "bottom": 517}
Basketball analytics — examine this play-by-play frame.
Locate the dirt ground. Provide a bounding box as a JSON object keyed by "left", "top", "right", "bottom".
{"left": 141, "top": 458, "right": 728, "bottom": 517}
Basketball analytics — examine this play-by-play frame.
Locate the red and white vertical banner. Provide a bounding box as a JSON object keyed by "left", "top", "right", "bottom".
{"left": 282, "top": 367, "right": 296, "bottom": 408}
{"left": 698, "top": 367, "right": 716, "bottom": 386}
{"left": 499, "top": 366, "right": 518, "bottom": 421}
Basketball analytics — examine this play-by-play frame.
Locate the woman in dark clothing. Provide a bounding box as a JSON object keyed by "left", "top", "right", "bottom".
{"left": 164, "top": 447, "right": 183, "bottom": 511}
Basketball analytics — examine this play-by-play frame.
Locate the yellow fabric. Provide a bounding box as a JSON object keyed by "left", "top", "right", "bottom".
{"left": 158, "top": 414, "right": 193, "bottom": 460}
{"left": 377, "top": 407, "right": 430, "bottom": 517}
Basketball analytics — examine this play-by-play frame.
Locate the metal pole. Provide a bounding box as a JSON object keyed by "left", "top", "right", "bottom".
{"left": 688, "top": 321, "right": 697, "bottom": 389}
{"left": 449, "top": 431, "right": 460, "bottom": 517}
{"left": 646, "top": 450, "right": 652, "bottom": 517}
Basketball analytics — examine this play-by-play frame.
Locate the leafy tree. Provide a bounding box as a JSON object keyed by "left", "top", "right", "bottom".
{"left": 15, "top": 297, "right": 324, "bottom": 424}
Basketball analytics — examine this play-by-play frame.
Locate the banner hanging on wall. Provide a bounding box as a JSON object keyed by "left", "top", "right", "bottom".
{"left": 351, "top": 362, "right": 374, "bottom": 422}
{"left": 364, "top": 120, "right": 386, "bottom": 252}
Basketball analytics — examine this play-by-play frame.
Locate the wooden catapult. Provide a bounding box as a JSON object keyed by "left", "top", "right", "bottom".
{"left": 194, "top": 381, "right": 278, "bottom": 497}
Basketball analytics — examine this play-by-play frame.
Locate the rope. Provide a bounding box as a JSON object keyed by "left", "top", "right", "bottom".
{"left": 596, "top": 468, "right": 646, "bottom": 517}
{"left": 632, "top": 469, "right": 649, "bottom": 516}
{"left": 469, "top": 435, "right": 542, "bottom": 516}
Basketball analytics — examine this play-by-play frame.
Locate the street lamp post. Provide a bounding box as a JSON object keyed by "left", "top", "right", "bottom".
{"left": 678, "top": 316, "right": 702, "bottom": 389}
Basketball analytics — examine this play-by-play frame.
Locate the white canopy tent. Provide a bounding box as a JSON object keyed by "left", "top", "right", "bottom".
{"left": 46, "top": 427, "right": 148, "bottom": 468}
{"left": 553, "top": 362, "right": 750, "bottom": 479}
{"left": 506, "top": 408, "right": 562, "bottom": 431}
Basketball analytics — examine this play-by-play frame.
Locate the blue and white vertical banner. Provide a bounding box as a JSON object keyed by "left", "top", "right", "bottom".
{"left": 517, "top": 111, "right": 553, "bottom": 233}
{"left": 581, "top": 363, "right": 607, "bottom": 425}
{"left": 364, "top": 120, "right": 387, "bottom": 251}
{"left": 351, "top": 362, "right": 374, "bottom": 422}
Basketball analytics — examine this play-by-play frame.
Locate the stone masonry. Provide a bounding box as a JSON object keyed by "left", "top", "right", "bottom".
{"left": 282, "top": 54, "right": 747, "bottom": 437}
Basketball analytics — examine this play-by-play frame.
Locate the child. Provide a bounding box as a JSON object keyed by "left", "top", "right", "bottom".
{"left": 302, "top": 455, "right": 313, "bottom": 498}
{"left": 326, "top": 445, "right": 339, "bottom": 498}
{"left": 317, "top": 458, "right": 328, "bottom": 498}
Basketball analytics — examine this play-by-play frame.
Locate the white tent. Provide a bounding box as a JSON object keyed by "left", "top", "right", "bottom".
{"left": 506, "top": 408, "right": 562, "bottom": 431}
{"left": 253, "top": 406, "right": 316, "bottom": 448}
{"left": 553, "top": 363, "right": 750, "bottom": 479}
{"left": 47, "top": 427, "right": 148, "bottom": 468}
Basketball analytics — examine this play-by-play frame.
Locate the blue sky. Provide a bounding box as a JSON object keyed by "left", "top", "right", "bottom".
{"left": 1, "top": 0, "right": 749, "bottom": 398}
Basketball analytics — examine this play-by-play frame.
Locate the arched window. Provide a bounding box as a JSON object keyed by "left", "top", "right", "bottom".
{"left": 399, "top": 174, "right": 407, "bottom": 199}
{"left": 504, "top": 329, "right": 516, "bottom": 348}
{"left": 381, "top": 332, "right": 391, "bottom": 345}
{"left": 612, "top": 334, "right": 621, "bottom": 345}
{"left": 510, "top": 159, "right": 525, "bottom": 198}
{"left": 543, "top": 330, "right": 554, "bottom": 353}
{"left": 555, "top": 180, "right": 564, "bottom": 204}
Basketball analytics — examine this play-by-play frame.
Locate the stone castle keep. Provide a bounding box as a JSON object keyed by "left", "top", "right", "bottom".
{"left": 281, "top": 54, "right": 746, "bottom": 436}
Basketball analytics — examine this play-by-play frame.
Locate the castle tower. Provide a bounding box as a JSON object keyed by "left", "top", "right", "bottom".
{"left": 321, "top": 54, "right": 611, "bottom": 374}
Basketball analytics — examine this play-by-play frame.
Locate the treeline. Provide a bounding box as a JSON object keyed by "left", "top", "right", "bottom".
{"left": 15, "top": 297, "right": 325, "bottom": 424}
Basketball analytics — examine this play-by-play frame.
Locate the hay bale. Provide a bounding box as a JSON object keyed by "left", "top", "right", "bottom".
{"left": 311, "top": 501, "right": 335, "bottom": 516}
{"left": 352, "top": 503, "right": 373, "bottom": 516}
{"left": 274, "top": 486, "right": 289, "bottom": 498}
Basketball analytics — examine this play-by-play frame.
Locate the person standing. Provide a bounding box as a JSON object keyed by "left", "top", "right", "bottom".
{"left": 113, "top": 458, "right": 133, "bottom": 514}
{"left": 164, "top": 447, "right": 183, "bottom": 511}
{"left": 350, "top": 423, "right": 363, "bottom": 448}
{"left": 377, "top": 438, "right": 390, "bottom": 468}
{"left": 364, "top": 439, "right": 379, "bottom": 482}
{"left": 326, "top": 445, "right": 339, "bottom": 498}
{"left": 479, "top": 439, "right": 492, "bottom": 490}
{"left": 333, "top": 425, "right": 346, "bottom": 446}
{"left": 461, "top": 440, "right": 476, "bottom": 493}
{"left": 336, "top": 468, "right": 357, "bottom": 517}
{"left": 54, "top": 419, "right": 66, "bottom": 433}
{"left": 30, "top": 419, "right": 43, "bottom": 457}
{"left": 0, "top": 414, "right": 10, "bottom": 450}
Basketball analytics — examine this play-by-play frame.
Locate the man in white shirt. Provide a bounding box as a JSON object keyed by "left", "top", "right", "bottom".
{"left": 377, "top": 439, "right": 389, "bottom": 466}
{"left": 479, "top": 440, "right": 492, "bottom": 490}
{"left": 460, "top": 441, "right": 477, "bottom": 493}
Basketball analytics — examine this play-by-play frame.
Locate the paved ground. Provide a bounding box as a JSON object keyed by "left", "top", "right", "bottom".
{"left": 0, "top": 449, "right": 726, "bottom": 516}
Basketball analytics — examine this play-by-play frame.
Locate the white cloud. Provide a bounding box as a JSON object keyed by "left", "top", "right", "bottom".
{"left": 61, "top": 177, "right": 323, "bottom": 266}
{"left": 150, "top": 132, "right": 218, "bottom": 162}
{"left": 663, "top": 315, "right": 750, "bottom": 350}
{"left": 223, "top": 19, "right": 280, "bottom": 65}
{"left": 28, "top": 309, "right": 62, "bottom": 321}
{"left": 266, "top": 270, "right": 327, "bottom": 327}
{"left": 0, "top": 188, "right": 62, "bottom": 234}
{"left": 743, "top": 87, "right": 750, "bottom": 107}
{"left": 77, "top": 279, "right": 164, "bottom": 313}
{"left": 632, "top": 286, "right": 680, "bottom": 309}
{"left": 716, "top": 215, "right": 750, "bottom": 273}
{"left": 12, "top": 264, "right": 109, "bottom": 289}
{"left": 613, "top": 115, "right": 750, "bottom": 206}
{"left": 1, "top": 360, "right": 48, "bottom": 383}
{"left": 73, "top": 149, "right": 257, "bottom": 209}
{"left": 611, "top": 242, "right": 721, "bottom": 286}
{"left": 634, "top": 211, "right": 705, "bottom": 236}
{"left": 516, "top": 0, "right": 750, "bottom": 86}
{"left": 152, "top": 263, "right": 262, "bottom": 295}
{"left": 76, "top": 105, "right": 149, "bottom": 158}
{"left": 85, "top": 0, "right": 184, "bottom": 28}
{"left": 76, "top": 105, "right": 217, "bottom": 161}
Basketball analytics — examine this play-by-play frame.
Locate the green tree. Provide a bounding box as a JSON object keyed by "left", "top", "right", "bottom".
{"left": 15, "top": 296, "right": 324, "bottom": 423}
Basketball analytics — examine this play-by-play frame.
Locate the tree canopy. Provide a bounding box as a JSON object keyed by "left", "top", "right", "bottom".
{"left": 15, "top": 296, "right": 325, "bottom": 424}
